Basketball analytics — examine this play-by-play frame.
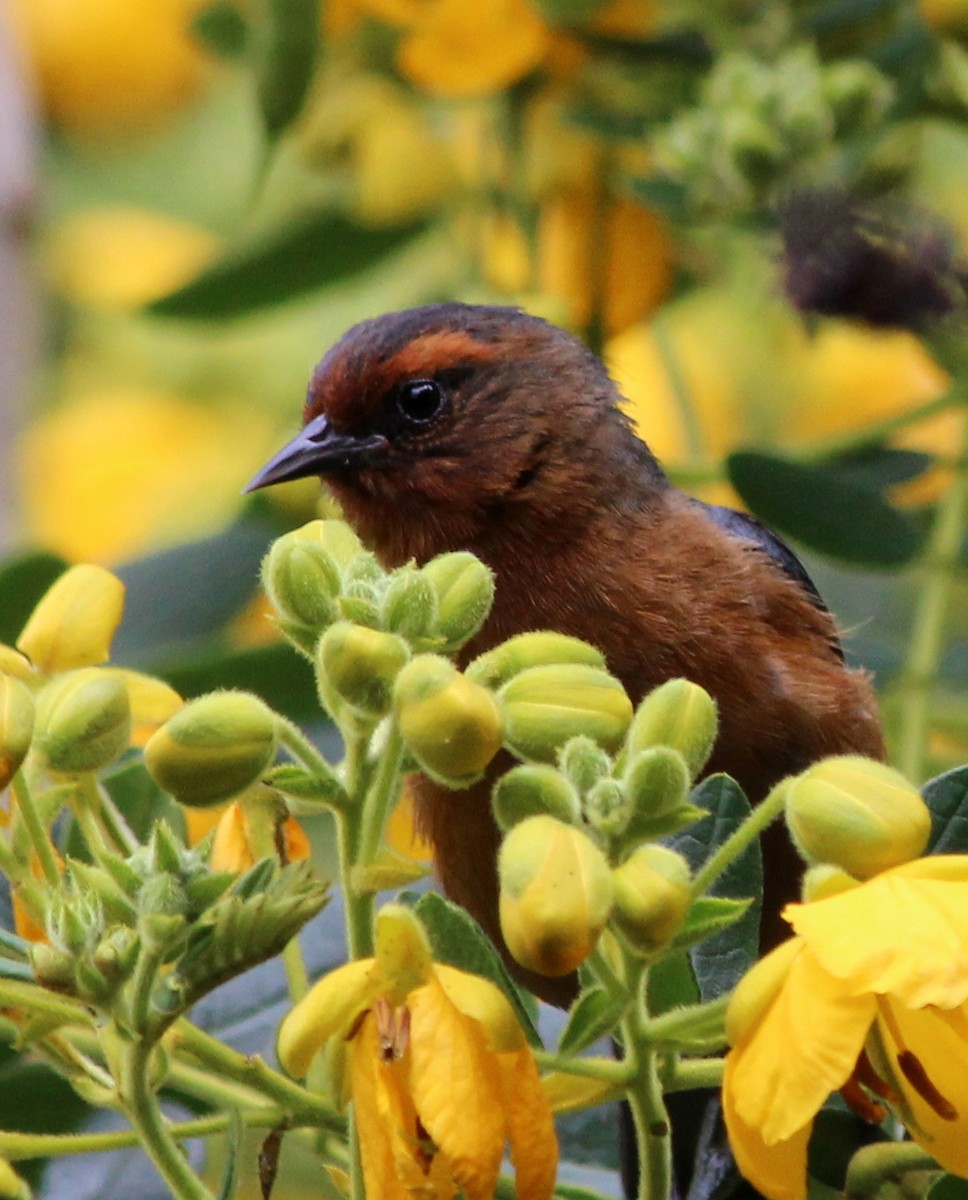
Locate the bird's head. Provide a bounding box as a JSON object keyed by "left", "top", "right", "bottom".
{"left": 245, "top": 303, "right": 664, "bottom": 564}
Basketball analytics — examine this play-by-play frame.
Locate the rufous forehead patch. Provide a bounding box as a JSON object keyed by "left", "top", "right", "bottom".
{"left": 306, "top": 329, "right": 499, "bottom": 430}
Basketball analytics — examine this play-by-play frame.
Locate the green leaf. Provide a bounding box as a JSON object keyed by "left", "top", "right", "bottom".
{"left": 414, "top": 892, "right": 541, "bottom": 1047}
{"left": 254, "top": 0, "right": 320, "bottom": 141}
{"left": 826, "top": 446, "right": 934, "bottom": 488}
{"left": 646, "top": 949, "right": 698, "bottom": 1014}
{"left": 0, "top": 552, "right": 68, "bottom": 645}
{"left": 192, "top": 2, "right": 249, "bottom": 58}
{"left": 667, "top": 895, "right": 753, "bottom": 954}
{"left": 160, "top": 644, "right": 323, "bottom": 720}
{"left": 923, "top": 765, "right": 968, "bottom": 853}
{"left": 672, "top": 774, "right": 762, "bottom": 1002}
{"left": 558, "top": 986, "right": 628, "bottom": 1056}
{"left": 929, "top": 1176, "right": 968, "bottom": 1200}
{"left": 726, "top": 450, "right": 923, "bottom": 567}
{"left": 148, "top": 212, "right": 427, "bottom": 320}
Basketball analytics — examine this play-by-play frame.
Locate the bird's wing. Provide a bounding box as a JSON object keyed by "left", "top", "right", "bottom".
{"left": 694, "top": 500, "right": 845, "bottom": 662}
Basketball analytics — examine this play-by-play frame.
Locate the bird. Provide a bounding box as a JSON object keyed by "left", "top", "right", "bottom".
{"left": 246, "top": 303, "right": 884, "bottom": 971}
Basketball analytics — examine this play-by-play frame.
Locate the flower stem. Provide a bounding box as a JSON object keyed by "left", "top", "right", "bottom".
{"left": 336, "top": 724, "right": 376, "bottom": 959}
{"left": 844, "top": 1141, "right": 938, "bottom": 1199}
{"left": 86, "top": 776, "right": 138, "bottom": 855}
{"left": 11, "top": 772, "right": 60, "bottom": 885}
{"left": 358, "top": 722, "right": 405, "bottom": 865}
{"left": 894, "top": 407, "right": 968, "bottom": 781}
{"left": 619, "top": 960, "right": 672, "bottom": 1200}
{"left": 689, "top": 782, "right": 787, "bottom": 900}
{"left": 661, "top": 1056, "right": 725, "bottom": 1093}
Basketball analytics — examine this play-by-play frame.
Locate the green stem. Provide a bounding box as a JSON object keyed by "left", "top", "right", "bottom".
{"left": 11, "top": 773, "right": 60, "bottom": 885}
{"left": 337, "top": 725, "right": 376, "bottom": 959}
{"left": 0, "top": 979, "right": 93, "bottom": 1026}
{"left": 585, "top": 940, "right": 628, "bottom": 999}
{"left": 844, "top": 1141, "right": 938, "bottom": 1199}
{"left": 533, "top": 1052, "right": 631, "bottom": 1085}
{"left": 661, "top": 1056, "right": 725, "bottom": 1093}
{"left": 358, "top": 722, "right": 405, "bottom": 865}
{"left": 128, "top": 940, "right": 167, "bottom": 1035}
{"left": 117, "top": 1036, "right": 214, "bottom": 1200}
{"left": 689, "top": 782, "right": 788, "bottom": 900}
{"left": 82, "top": 776, "right": 138, "bottom": 855}
{"left": 282, "top": 937, "right": 310, "bottom": 1004}
{"left": 619, "top": 960, "right": 672, "bottom": 1200}
{"left": 68, "top": 779, "right": 116, "bottom": 866}
{"left": 894, "top": 409, "right": 968, "bottom": 780}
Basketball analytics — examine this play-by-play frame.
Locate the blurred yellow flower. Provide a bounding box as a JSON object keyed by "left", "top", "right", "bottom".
{"left": 19, "top": 389, "right": 276, "bottom": 563}
{"left": 9, "top": 0, "right": 215, "bottom": 137}
{"left": 724, "top": 856, "right": 968, "bottom": 1200}
{"left": 12, "top": 850, "right": 62, "bottom": 943}
{"left": 278, "top": 904, "right": 557, "bottom": 1200}
{"left": 17, "top": 565, "right": 124, "bottom": 674}
{"left": 43, "top": 208, "right": 219, "bottom": 310}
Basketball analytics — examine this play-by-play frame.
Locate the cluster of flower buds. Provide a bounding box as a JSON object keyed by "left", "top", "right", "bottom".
{"left": 494, "top": 677, "right": 719, "bottom": 974}
{"left": 654, "top": 45, "right": 897, "bottom": 215}
{"left": 783, "top": 755, "right": 933, "bottom": 885}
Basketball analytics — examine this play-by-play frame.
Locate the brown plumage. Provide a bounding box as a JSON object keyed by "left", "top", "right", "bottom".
{"left": 247, "top": 302, "right": 885, "bottom": 1003}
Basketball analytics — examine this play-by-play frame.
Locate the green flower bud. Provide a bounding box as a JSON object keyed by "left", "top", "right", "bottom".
{"left": 144, "top": 691, "right": 277, "bottom": 809}
{"left": 611, "top": 844, "right": 691, "bottom": 952}
{"left": 0, "top": 674, "right": 34, "bottom": 790}
{"left": 558, "top": 735, "right": 611, "bottom": 796}
{"left": 498, "top": 815, "right": 613, "bottom": 976}
{"left": 822, "top": 60, "right": 893, "bottom": 133}
{"left": 289, "top": 519, "right": 363, "bottom": 569}
{"left": 466, "top": 631, "right": 605, "bottom": 690}
{"left": 262, "top": 533, "right": 340, "bottom": 635}
{"left": 492, "top": 764, "right": 580, "bottom": 831}
{"left": 500, "top": 664, "right": 632, "bottom": 763}
{"left": 30, "top": 942, "right": 75, "bottom": 991}
{"left": 584, "top": 778, "right": 629, "bottom": 838}
{"left": 381, "top": 568, "right": 438, "bottom": 641}
{"left": 722, "top": 109, "right": 784, "bottom": 184}
{"left": 421, "top": 552, "right": 494, "bottom": 652}
{"left": 138, "top": 873, "right": 188, "bottom": 950}
{"left": 318, "top": 622, "right": 410, "bottom": 716}
{"left": 34, "top": 669, "right": 131, "bottom": 774}
{"left": 625, "top": 679, "right": 717, "bottom": 778}
{"left": 622, "top": 746, "right": 695, "bottom": 843}
{"left": 92, "top": 926, "right": 140, "bottom": 982}
{"left": 785, "top": 756, "right": 931, "bottom": 880}
{"left": 800, "top": 863, "right": 859, "bottom": 903}
{"left": 394, "top": 656, "right": 503, "bottom": 787}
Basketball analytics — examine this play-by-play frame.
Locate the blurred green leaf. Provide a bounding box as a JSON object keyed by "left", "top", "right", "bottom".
{"left": 255, "top": 0, "right": 320, "bottom": 141}
{"left": 646, "top": 948, "right": 698, "bottom": 1014}
{"left": 160, "top": 643, "right": 321, "bottom": 720}
{"left": 923, "top": 764, "right": 968, "bottom": 853}
{"left": 826, "top": 446, "right": 934, "bottom": 488}
{"left": 0, "top": 552, "right": 68, "bottom": 646}
{"left": 672, "top": 774, "right": 761, "bottom": 1002}
{"left": 147, "top": 213, "right": 428, "bottom": 320}
{"left": 558, "top": 986, "right": 628, "bottom": 1056}
{"left": 192, "top": 2, "right": 249, "bottom": 58}
{"left": 217, "top": 1108, "right": 244, "bottom": 1200}
{"left": 929, "top": 1176, "right": 968, "bottom": 1200}
{"left": 414, "top": 892, "right": 541, "bottom": 1047}
{"left": 727, "top": 450, "right": 924, "bottom": 567}
{"left": 0, "top": 1050, "right": 92, "bottom": 1187}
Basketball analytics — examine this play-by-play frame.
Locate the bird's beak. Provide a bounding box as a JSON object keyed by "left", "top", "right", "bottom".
{"left": 243, "top": 413, "right": 387, "bottom": 493}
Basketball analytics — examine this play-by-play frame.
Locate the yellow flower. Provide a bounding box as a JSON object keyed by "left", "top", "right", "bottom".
{"left": 723, "top": 856, "right": 968, "bottom": 1200}
{"left": 209, "top": 799, "right": 311, "bottom": 873}
{"left": 17, "top": 565, "right": 124, "bottom": 674}
{"left": 278, "top": 905, "right": 557, "bottom": 1200}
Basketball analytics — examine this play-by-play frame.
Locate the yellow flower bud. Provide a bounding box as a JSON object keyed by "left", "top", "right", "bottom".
{"left": 34, "top": 668, "right": 131, "bottom": 773}
{"left": 625, "top": 679, "right": 718, "bottom": 777}
{"left": 800, "top": 864, "right": 860, "bottom": 903}
{"left": 262, "top": 532, "right": 341, "bottom": 632}
{"left": 500, "top": 664, "right": 633, "bottom": 763}
{"left": 466, "top": 631, "right": 605, "bottom": 690}
{"left": 394, "top": 656, "right": 503, "bottom": 787}
{"left": 375, "top": 903, "right": 433, "bottom": 1003}
{"left": 0, "top": 675, "right": 34, "bottom": 790}
{"left": 381, "top": 567, "right": 437, "bottom": 641}
{"left": 498, "top": 815, "right": 613, "bottom": 976}
{"left": 0, "top": 646, "right": 32, "bottom": 681}
{"left": 319, "top": 622, "right": 410, "bottom": 716}
{"left": 144, "top": 691, "right": 277, "bottom": 808}
{"left": 421, "top": 551, "right": 494, "bottom": 651}
{"left": 611, "top": 844, "right": 691, "bottom": 952}
{"left": 289, "top": 519, "right": 364, "bottom": 568}
{"left": 17, "top": 565, "right": 124, "bottom": 673}
{"left": 785, "top": 756, "right": 931, "bottom": 879}
{"left": 492, "top": 764, "right": 581, "bottom": 830}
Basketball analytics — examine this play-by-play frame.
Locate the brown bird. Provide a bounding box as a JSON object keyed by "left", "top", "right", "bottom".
{"left": 246, "top": 302, "right": 886, "bottom": 1001}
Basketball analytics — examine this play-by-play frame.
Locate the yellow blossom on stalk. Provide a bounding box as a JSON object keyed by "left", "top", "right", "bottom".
{"left": 278, "top": 905, "right": 557, "bottom": 1200}
{"left": 209, "top": 799, "right": 311, "bottom": 873}
{"left": 17, "top": 566, "right": 124, "bottom": 674}
{"left": 723, "top": 856, "right": 968, "bottom": 1200}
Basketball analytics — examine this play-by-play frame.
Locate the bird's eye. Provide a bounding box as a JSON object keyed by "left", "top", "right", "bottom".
{"left": 395, "top": 379, "right": 446, "bottom": 426}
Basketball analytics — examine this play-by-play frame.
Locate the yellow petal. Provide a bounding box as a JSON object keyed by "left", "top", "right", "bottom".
{"left": 210, "top": 802, "right": 252, "bottom": 874}
{"left": 277, "top": 959, "right": 376, "bottom": 1077}
{"left": 728, "top": 946, "right": 875, "bottom": 1143}
{"left": 726, "top": 937, "right": 803, "bottom": 1047}
{"left": 722, "top": 1054, "right": 812, "bottom": 1200}
{"left": 408, "top": 975, "right": 506, "bottom": 1200}
{"left": 876, "top": 1000, "right": 968, "bottom": 1176}
{"left": 541, "top": 1069, "right": 623, "bottom": 1114}
{"left": 109, "top": 669, "right": 183, "bottom": 744}
{"left": 351, "top": 1014, "right": 411, "bottom": 1200}
{"left": 434, "top": 963, "right": 526, "bottom": 1052}
{"left": 788, "top": 865, "right": 968, "bottom": 1008}
{"left": 17, "top": 565, "right": 124, "bottom": 673}
{"left": 497, "top": 1049, "right": 558, "bottom": 1200}
{"left": 0, "top": 646, "right": 33, "bottom": 680}
{"left": 375, "top": 904, "right": 434, "bottom": 1004}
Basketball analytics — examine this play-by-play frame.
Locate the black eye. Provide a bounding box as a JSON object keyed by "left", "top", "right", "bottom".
{"left": 395, "top": 379, "right": 446, "bottom": 426}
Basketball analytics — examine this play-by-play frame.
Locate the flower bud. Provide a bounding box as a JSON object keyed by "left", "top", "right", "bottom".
{"left": 584, "top": 778, "right": 629, "bottom": 838}
{"left": 723, "top": 110, "right": 784, "bottom": 184}
{"left": 498, "top": 815, "right": 613, "bottom": 976}
{"left": 785, "top": 756, "right": 931, "bottom": 879}
{"left": 381, "top": 568, "right": 438, "bottom": 641}
{"left": 492, "top": 764, "right": 580, "bottom": 831}
{"left": 466, "top": 631, "right": 605, "bottom": 690}
{"left": 421, "top": 552, "right": 494, "bottom": 651}
{"left": 262, "top": 533, "right": 341, "bottom": 633}
{"left": 800, "top": 864, "right": 859, "bottom": 903}
{"left": 319, "top": 622, "right": 410, "bottom": 716}
{"left": 394, "top": 656, "right": 503, "bottom": 787}
{"left": 611, "top": 844, "right": 691, "bottom": 952}
{"left": 30, "top": 941, "right": 75, "bottom": 991}
{"left": 144, "top": 691, "right": 277, "bottom": 808}
{"left": 34, "top": 668, "right": 131, "bottom": 773}
{"left": 822, "top": 60, "right": 892, "bottom": 133}
{"left": 500, "top": 664, "right": 632, "bottom": 763}
{"left": 558, "top": 736, "right": 610, "bottom": 796}
{"left": 0, "top": 646, "right": 32, "bottom": 681}
{"left": 0, "top": 675, "right": 34, "bottom": 790}
{"left": 622, "top": 746, "right": 695, "bottom": 843}
{"left": 17, "top": 565, "right": 125, "bottom": 673}
{"left": 625, "top": 680, "right": 717, "bottom": 778}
